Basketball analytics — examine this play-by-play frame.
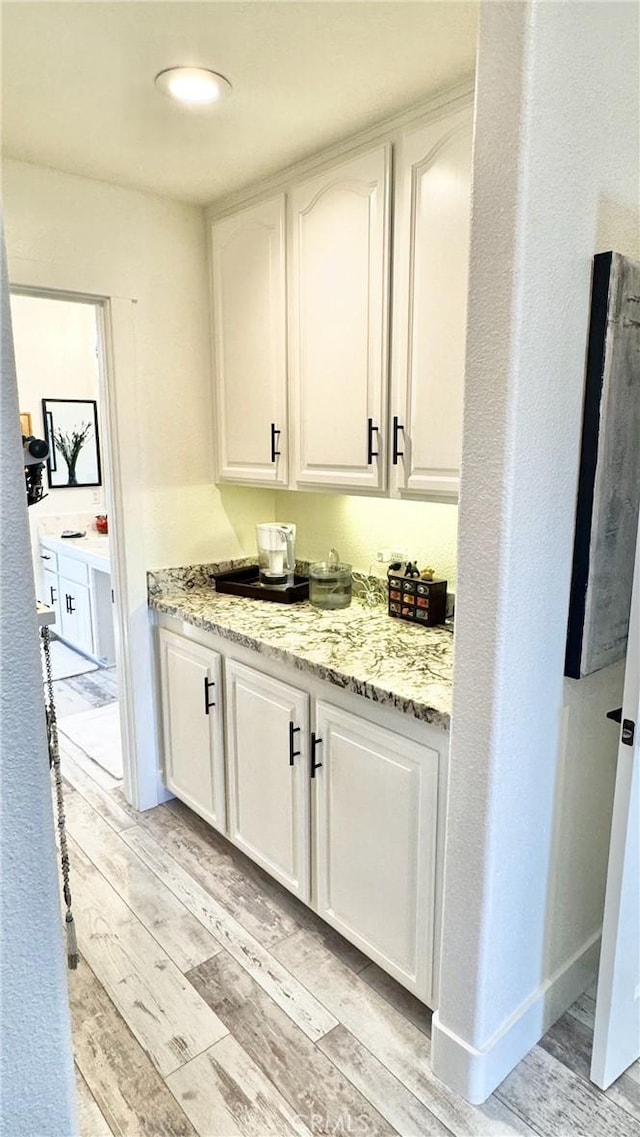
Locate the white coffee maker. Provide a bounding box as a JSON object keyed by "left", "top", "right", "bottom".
{"left": 256, "top": 523, "right": 296, "bottom": 588}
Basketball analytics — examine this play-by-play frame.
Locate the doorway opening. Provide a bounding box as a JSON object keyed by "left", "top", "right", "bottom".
{"left": 12, "top": 289, "right": 123, "bottom": 783}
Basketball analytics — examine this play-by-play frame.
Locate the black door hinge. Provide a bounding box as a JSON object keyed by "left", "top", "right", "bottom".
{"left": 622, "top": 719, "right": 635, "bottom": 747}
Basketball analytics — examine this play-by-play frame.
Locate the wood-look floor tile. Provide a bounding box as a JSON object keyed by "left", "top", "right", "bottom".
{"left": 187, "top": 952, "right": 397, "bottom": 1136}
{"left": 68, "top": 836, "right": 228, "bottom": 1076}
{"left": 319, "top": 1025, "right": 452, "bottom": 1137}
{"left": 69, "top": 957, "right": 197, "bottom": 1137}
{"left": 566, "top": 991, "right": 596, "bottom": 1030}
{"left": 167, "top": 1034, "right": 313, "bottom": 1137}
{"left": 53, "top": 678, "right": 99, "bottom": 718}
{"left": 142, "top": 799, "right": 370, "bottom": 968}
{"left": 359, "top": 961, "right": 433, "bottom": 1036}
{"left": 75, "top": 1064, "right": 115, "bottom": 1137}
{"left": 540, "top": 1011, "right": 640, "bottom": 1121}
{"left": 138, "top": 802, "right": 298, "bottom": 949}
{"left": 122, "top": 825, "right": 337, "bottom": 1041}
{"left": 60, "top": 745, "right": 135, "bottom": 832}
{"left": 497, "top": 1044, "right": 636, "bottom": 1137}
{"left": 66, "top": 670, "right": 119, "bottom": 708}
{"left": 273, "top": 930, "right": 536, "bottom": 1136}
{"left": 66, "top": 793, "right": 221, "bottom": 972}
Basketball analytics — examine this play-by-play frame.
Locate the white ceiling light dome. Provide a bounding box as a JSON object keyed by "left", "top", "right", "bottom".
{"left": 154, "top": 67, "right": 232, "bottom": 106}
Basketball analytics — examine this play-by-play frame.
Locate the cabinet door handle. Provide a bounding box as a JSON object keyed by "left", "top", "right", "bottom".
{"left": 41, "top": 553, "right": 51, "bottom": 560}
{"left": 367, "top": 418, "right": 379, "bottom": 464}
{"left": 392, "top": 416, "right": 404, "bottom": 464}
{"left": 289, "top": 722, "right": 301, "bottom": 766}
{"left": 50, "top": 586, "right": 57, "bottom": 605}
{"left": 310, "top": 732, "right": 323, "bottom": 778}
{"left": 204, "top": 676, "right": 215, "bottom": 714}
{"left": 67, "top": 594, "right": 75, "bottom": 614}
{"left": 270, "top": 423, "right": 281, "bottom": 463}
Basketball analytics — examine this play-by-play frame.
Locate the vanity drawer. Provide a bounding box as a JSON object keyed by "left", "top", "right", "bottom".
{"left": 40, "top": 546, "right": 58, "bottom": 573}
{"left": 58, "top": 553, "right": 89, "bottom": 586}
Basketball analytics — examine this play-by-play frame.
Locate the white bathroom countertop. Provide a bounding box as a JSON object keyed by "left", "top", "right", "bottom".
{"left": 41, "top": 532, "right": 111, "bottom": 572}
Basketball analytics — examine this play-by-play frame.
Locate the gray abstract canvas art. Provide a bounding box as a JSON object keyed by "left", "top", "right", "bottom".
{"left": 566, "top": 252, "right": 640, "bottom": 679}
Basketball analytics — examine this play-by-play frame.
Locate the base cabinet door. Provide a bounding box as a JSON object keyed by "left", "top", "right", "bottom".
{"left": 225, "top": 659, "right": 310, "bottom": 901}
{"left": 314, "top": 701, "right": 439, "bottom": 1002}
{"left": 159, "top": 629, "right": 226, "bottom": 833}
{"left": 59, "top": 576, "right": 94, "bottom": 656}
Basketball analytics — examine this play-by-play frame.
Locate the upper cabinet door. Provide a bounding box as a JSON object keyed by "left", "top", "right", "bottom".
{"left": 211, "top": 195, "right": 288, "bottom": 486}
{"left": 390, "top": 107, "right": 473, "bottom": 499}
{"left": 290, "top": 145, "right": 391, "bottom": 493}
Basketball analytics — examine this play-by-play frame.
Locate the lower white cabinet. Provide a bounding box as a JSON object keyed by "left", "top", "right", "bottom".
{"left": 156, "top": 625, "right": 442, "bottom": 1004}
{"left": 39, "top": 539, "right": 115, "bottom": 663}
{"left": 225, "top": 660, "right": 310, "bottom": 902}
{"left": 59, "top": 576, "right": 94, "bottom": 657}
{"left": 42, "top": 566, "right": 62, "bottom": 628}
{"left": 314, "top": 701, "right": 439, "bottom": 1001}
{"left": 158, "top": 629, "right": 226, "bottom": 833}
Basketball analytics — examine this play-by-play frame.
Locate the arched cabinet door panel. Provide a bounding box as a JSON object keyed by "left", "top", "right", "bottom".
{"left": 390, "top": 107, "right": 473, "bottom": 499}
{"left": 290, "top": 145, "right": 391, "bottom": 493}
{"left": 211, "top": 195, "right": 288, "bottom": 486}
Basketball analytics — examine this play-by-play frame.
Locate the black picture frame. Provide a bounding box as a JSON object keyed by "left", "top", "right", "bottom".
{"left": 42, "top": 398, "right": 102, "bottom": 489}
{"left": 565, "top": 251, "right": 640, "bottom": 679}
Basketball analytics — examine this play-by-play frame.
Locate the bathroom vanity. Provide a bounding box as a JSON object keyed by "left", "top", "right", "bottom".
{"left": 39, "top": 534, "right": 115, "bottom": 664}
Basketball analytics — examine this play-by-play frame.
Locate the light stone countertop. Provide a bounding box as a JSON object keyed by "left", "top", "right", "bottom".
{"left": 149, "top": 572, "right": 454, "bottom": 729}
{"left": 41, "top": 532, "right": 111, "bottom": 570}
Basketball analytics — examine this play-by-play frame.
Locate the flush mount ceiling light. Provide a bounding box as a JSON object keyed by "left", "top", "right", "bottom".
{"left": 154, "top": 67, "right": 232, "bottom": 106}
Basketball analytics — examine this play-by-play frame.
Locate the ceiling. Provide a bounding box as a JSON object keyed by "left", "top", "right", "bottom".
{"left": 1, "top": 1, "right": 478, "bottom": 206}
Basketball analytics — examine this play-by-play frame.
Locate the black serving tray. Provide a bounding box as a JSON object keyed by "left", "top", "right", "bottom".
{"left": 214, "top": 566, "right": 309, "bottom": 604}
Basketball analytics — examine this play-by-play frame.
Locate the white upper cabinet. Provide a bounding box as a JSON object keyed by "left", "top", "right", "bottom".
{"left": 390, "top": 107, "right": 473, "bottom": 498}
{"left": 290, "top": 145, "right": 391, "bottom": 493}
{"left": 210, "top": 195, "right": 288, "bottom": 485}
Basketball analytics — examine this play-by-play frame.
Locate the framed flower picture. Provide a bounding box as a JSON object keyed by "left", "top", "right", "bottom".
{"left": 42, "top": 398, "right": 102, "bottom": 488}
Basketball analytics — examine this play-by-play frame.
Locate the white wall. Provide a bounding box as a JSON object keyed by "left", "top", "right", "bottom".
{"left": 432, "top": 0, "right": 640, "bottom": 1102}
{"left": 11, "top": 292, "right": 106, "bottom": 592}
{"left": 275, "top": 491, "right": 458, "bottom": 588}
{"left": 2, "top": 159, "right": 274, "bottom": 572}
{"left": 2, "top": 159, "right": 275, "bottom": 809}
{"left": 0, "top": 238, "right": 77, "bottom": 1133}
{"left": 12, "top": 292, "right": 104, "bottom": 512}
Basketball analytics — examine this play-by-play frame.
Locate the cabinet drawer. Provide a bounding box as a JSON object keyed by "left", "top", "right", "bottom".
{"left": 40, "top": 546, "right": 58, "bottom": 574}
{"left": 58, "top": 552, "right": 89, "bottom": 585}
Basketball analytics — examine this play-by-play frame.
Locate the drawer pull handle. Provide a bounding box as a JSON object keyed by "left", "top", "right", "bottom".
{"left": 310, "top": 732, "right": 323, "bottom": 778}
{"left": 392, "top": 416, "right": 404, "bottom": 464}
{"left": 204, "top": 677, "right": 215, "bottom": 714}
{"left": 289, "top": 722, "right": 301, "bottom": 766}
{"left": 41, "top": 553, "right": 51, "bottom": 560}
{"left": 270, "top": 423, "right": 281, "bottom": 463}
{"left": 367, "top": 418, "right": 379, "bottom": 465}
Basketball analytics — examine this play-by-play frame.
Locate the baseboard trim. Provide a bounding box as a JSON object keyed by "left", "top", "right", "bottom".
{"left": 431, "top": 932, "right": 601, "bottom": 1103}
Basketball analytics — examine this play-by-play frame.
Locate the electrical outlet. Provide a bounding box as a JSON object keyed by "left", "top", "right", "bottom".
{"left": 376, "top": 548, "right": 407, "bottom": 565}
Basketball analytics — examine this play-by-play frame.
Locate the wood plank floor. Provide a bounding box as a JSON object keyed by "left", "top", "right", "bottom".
{"left": 55, "top": 669, "right": 639, "bottom": 1137}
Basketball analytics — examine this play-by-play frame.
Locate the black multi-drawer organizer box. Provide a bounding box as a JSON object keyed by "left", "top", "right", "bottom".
{"left": 387, "top": 571, "right": 447, "bottom": 627}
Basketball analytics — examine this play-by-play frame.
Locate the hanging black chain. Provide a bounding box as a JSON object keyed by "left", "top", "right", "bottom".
{"left": 41, "top": 625, "right": 79, "bottom": 970}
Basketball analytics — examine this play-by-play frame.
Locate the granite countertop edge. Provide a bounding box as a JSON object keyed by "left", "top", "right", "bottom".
{"left": 149, "top": 585, "right": 452, "bottom": 732}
